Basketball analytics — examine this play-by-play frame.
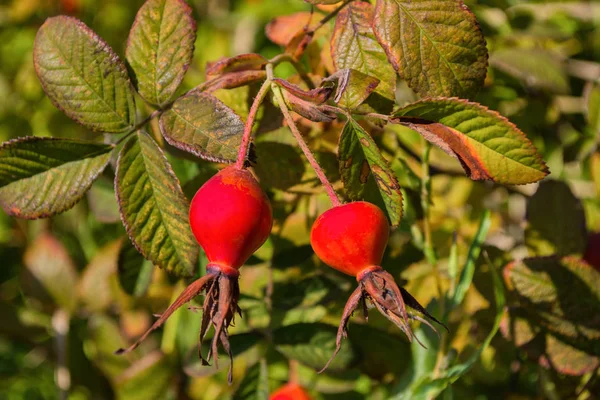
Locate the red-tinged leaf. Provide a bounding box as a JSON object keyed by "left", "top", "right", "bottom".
{"left": 339, "top": 119, "right": 403, "bottom": 226}
{"left": 22, "top": 233, "right": 78, "bottom": 312}
{"left": 34, "top": 16, "right": 136, "bottom": 133}
{"left": 159, "top": 90, "right": 244, "bottom": 163}
{"left": 394, "top": 98, "right": 548, "bottom": 185}
{"left": 331, "top": 2, "right": 395, "bottom": 104}
{"left": 373, "top": 0, "right": 488, "bottom": 99}
{"left": 202, "top": 70, "right": 267, "bottom": 93}
{"left": 206, "top": 53, "right": 267, "bottom": 77}
{"left": 265, "top": 12, "right": 323, "bottom": 46}
{"left": 305, "top": 0, "right": 342, "bottom": 4}
{"left": 544, "top": 334, "right": 599, "bottom": 376}
{"left": 126, "top": 0, "right": 196, "bottom": 107}
{"left": 504, "top": 256, "right": 600, "bottom": 355}
{"left": 272, "top": 78, "right": 334, "bottom": 104}
{"left": 283, "top": 91, "right": 337, "bottom": 123}
{"left": 525, "top": 180, "right": 587, "bottom": 257}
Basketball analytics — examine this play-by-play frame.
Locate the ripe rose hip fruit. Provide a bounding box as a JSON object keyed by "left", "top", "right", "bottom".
{"left": 310, "top": 201, "right": 446, "bottom": 371}
{"left": 270, "top": 383, "right": 311, "bottom": 400}
{"left": 116, "top": 166, "right": 272, "bottom": 384}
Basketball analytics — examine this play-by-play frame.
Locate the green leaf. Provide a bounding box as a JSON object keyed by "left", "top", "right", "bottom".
{"left": 373, "top": 0, "right": 488, "bottom": 98}
{"left": 525, "top": 180, "right": 587, "bottom": 257}
{"left": 23, "top": 233, "right": 78, "bottom": 312}
{"left": 450, "top": 210, "right": 491, "bottom": 310}
{"left": 33, "top": 16, "right": 136, "bottom": 133}
{"left": 504, "top": 256, "right": 600, "bottom": 354}
{"left": 0, "top": 137, "right": 113, "bottom": 219}
{"left": 117, "top": 238, "right": 154, "bottom": 297}
{"left": 253, "top": 141, "right": 305, "bottom": 190}
{"left": 126, "top": 0, "right": 196, "bottom": 107}
{"left": 232, "top": 359, "right": 269, "bottom": 400}
{"left": 490, "top": 49, "right": 569, "bottom": 94}
{"left": 273, "top": 323, "right": 356, "bottom": 371}
{"left": 394, "top": 98, "right": 549, "bottom": 185}
{"left": 115, "top": 131, "right": 198, "bottom": 277}
{"left": 159, "top": 90, "right": 244, "bottom": 163}
{"left": 329, "top": 69, "right": 381, "bottom": 111}
{"left": 338, "top": 119, "right": 403, "bottom": 226}
{"left": 331, "top": 2, "right": 396, "bottom": 103}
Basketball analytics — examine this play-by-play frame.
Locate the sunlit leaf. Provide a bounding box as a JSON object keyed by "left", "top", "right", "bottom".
{"left": 373, "top": 0, "right": 487, "bottom": 98}
{"left": 115, "top": 131, "right": 198, "bottom": 277}
{"left": 206, "top": 53, "right": 267, "bottom": 76}
{"left": 525, "top": 180, "right": 587, "bottom": 257}
{"left": 34, "top": 16, "right": 136, "bottom": 132}
{"left": 326, "top": 69, "right": 381, "bottom": 111}
{"left": 23, "top": 233, "right": 78, "bottom": 312}
{"left": 394, "top": 97, "right": 549, "bottom": 185}
{"left": 126, "top": 0, "right": 196, "bottom": 107}
{"left": 159, "top": 90, "right": 244, "bottom": 163}
{"left": 331, "top": 2, "right": 395, "bottom": 104}
{"left": 338, "top": 119, "right": 403, "bottom": 226}
{"left": 0, "top": 137, "right": 113, "bottom": 219}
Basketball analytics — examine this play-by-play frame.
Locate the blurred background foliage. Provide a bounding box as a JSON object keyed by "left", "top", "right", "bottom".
{"left": 1, "top": 0, "right": 600, "bottom": 399}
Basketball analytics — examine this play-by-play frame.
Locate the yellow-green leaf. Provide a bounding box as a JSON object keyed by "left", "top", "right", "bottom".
{"left": 394, "top": 98, "right": 549, "bottom": 185}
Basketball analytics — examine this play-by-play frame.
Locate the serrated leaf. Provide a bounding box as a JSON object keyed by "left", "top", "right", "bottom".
{"left": 118, "top": 239, "right": 154, "bottom": 297}
{"left": 504, "top": 256, "right": 600, "bottom": 354}
{"left": 373, "top": 0, "right": 487, "bottom": 98}
{"left": 273, "top": 323, "right": 356, "bottom": 371}
{"left": 232, "top": 359, "right": 269, "bottom": 400}
{"left": 327, "top": 69, "right": 381, "bottom": 111}
{"left": 126, "top": 0, "right": 196, "bottom": 107}
{"left": 525, "top": 180, "right": 587, "bottom": 257}
{"left": 338, "top": 119, "right": 403, "bottom": 226}
{"left": 0, "top": 137, "right": 113, "bottom": 219}
{"left": 34, "top": 16, "right": 136, "bottom": 133}
{"left": 115, "top": 131, "right": 197, "bottom": 277}
{"left": 544, "top": 333, "right": 599, "bottom": 376}
{"left": 490, "top": 49, "right": 569, "bottom": 94}
{"left": 253, "top": 142, "right": 305, "bottom": 190}
{"left": 159, "top": 90, "right": 244, "bottom": 163}
{"left": 331, "top": 2, "right": 395, "bottom": 103}
{"left": 394, "top": 98, "right": 549, "bottom": 185}
{"left": 23, "top": 233, "right": 78, "bottom": 312}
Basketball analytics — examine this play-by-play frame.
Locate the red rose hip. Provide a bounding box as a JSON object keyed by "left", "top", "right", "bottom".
{"left": 310, "top": 201, "right": 389, "bottom": 278}
{"left": 270, "top": 383, "right": 311, "bottom": 400}
{"left": 117, "top": 166, "right": 272, "bottom": 384}
{"left": 310, "top": 202, "right": 446, "bottom": 372}
{"left": 190, "top": 166, "right": 273, "bottom": 273}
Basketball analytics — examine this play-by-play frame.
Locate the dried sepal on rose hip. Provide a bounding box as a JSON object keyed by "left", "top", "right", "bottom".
{"left": 116, "top": 166, "right": 272, "bottom": 384}
{"left": 310, "top": 201, "right": 447, "bottom": 371}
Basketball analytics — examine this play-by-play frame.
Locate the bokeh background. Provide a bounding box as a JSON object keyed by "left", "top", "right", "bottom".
{"left": 1, "top": 0, "right": 600, "bottom": 399}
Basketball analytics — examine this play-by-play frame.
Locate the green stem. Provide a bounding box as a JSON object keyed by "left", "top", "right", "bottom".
{"left": 271, "top": 84, "right": 341, "bottom": 207}
{"left": 308, "top": 0, "right": 354, "bottom": 34}
{"left": 234, "top": 65, "right": 273, "bottom": 170}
